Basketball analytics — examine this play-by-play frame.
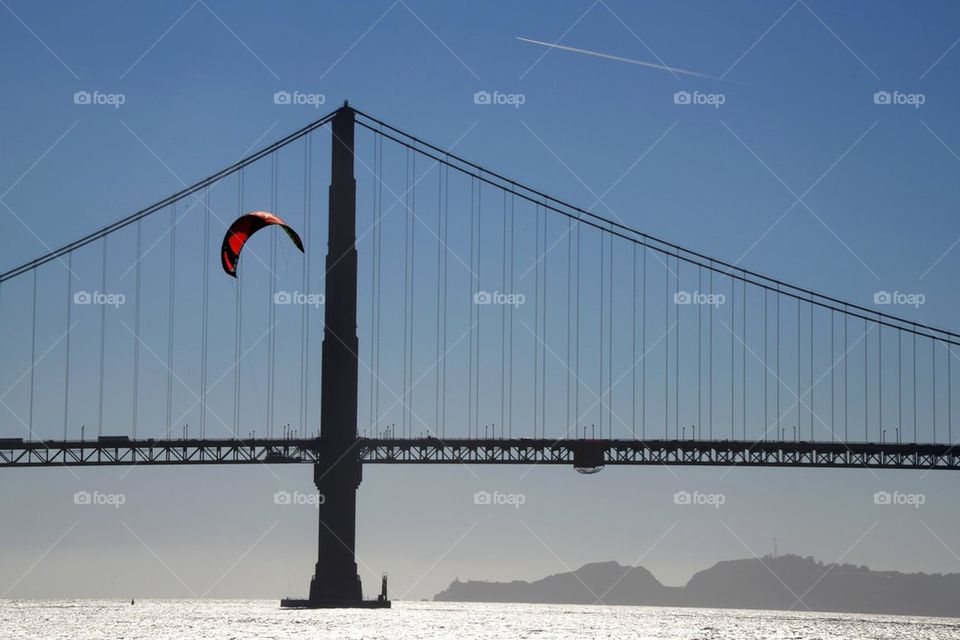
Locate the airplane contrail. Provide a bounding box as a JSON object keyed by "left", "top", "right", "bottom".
{"left": 517, "top": 36, "right": 719, "bottom": 80}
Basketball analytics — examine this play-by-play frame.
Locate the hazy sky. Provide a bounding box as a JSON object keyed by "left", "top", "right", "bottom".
{"left": 3, "top": 0, "right": 960, "bottom": 602}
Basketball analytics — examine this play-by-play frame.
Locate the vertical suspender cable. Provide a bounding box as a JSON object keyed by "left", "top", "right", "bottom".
{"left": 864, "top": 318, "right": 868, "bottom": 441}
{"left": 442, "top": 159, "right": 450, "bottom": 437}
{"left": 608, "top": 230, "right": 614, "bottom": 438}
{"left": 402, "top": 149, "right": 411, "bottom": 437}
{"left": 267, "top": 153, "right": 278, "bottom": 438}
{"left": 576, "top": 211, "right": 581, "bottom": 434}
{"left": 608, "top": 232, "right": 614, "bottom": 437}
{"left": 674, "top": 251, "right": 679, "bottom": 439}
{"left": 571, "top": 218, "right": 576, "bottom": 435}
{"left": 410, "top": 150, "right": 417, "bottom": 437}
{"left": 673, "top": 251, "right": 679, "bottom": 439}
{"left": 375, "top": 135, "right": 385, "bottom": 434}
{"left": 369, "top": 133, "right": 378, "bottom": 434}
{"left": 99, "top": 237, "right": 108, "bottom": 438}
{"left": 28, "top": 269, "right": 37, "bottom": 436}
{"left": 467, "top": 175, "right": 474, "bottom": 438}
{"left": 200, "top": 190, "right": 210, "bottom": 438}
{"left": 631, "top": 242, "right": 636, "bottom": 437}
{"left": 544, "top": 203, "right": 550, "bottom": 439}
{"left": 598, "top": 230, "right": 604, "bottom": 438}
{"left": 698, "top": 266, "right": 702, "bottom": 438}
{"left": 64, "top": 255, "right": 72, "bottom": 440}
{"left": 665, "top": 250, "right": 669, "bottom": 437}
{"left": 640, "top": 243, "right": 646, "bottom": 439}
{"left": 234, "top": 172, "right": 243, "bottom": 435}
{"left": 843, "top": 305, "right": 850, "bottom": 441}
{"left": 474, "top": 172, "right": 480, "bottom": 439}
{"left": 303, "top": 133, "right": 313, "bottom": 434}
{"left": 167, "top": 208, "right": 176, "bottom": 434}
{"left": 709, "top": 264, "right": 714, "bottom": 439}
{"left": 535, "top": 204, "right": 542, "bottom": 438}
{"left": 434, "top": 158, "right": 448, "bottom": 433}
{"left": 400, "top": 145, "right": 410, "bottom": 436}
{"left": 611, "top": 235, "right": 617, "bottom": 439}
{"left": 743, "top": 279, "right": 747, "bottom": 439}
{"left": 133, "top": 220, "right": 142, "bottom": 439}
{"left": 400, "top": 149, "right": 413, "bottom": 437}
{"left": 732, "top": 271, "right": 736, "bottom": 438}
{"left": 508, "top": 189, "right": 514, "bottom": 438}
{"left": 898, "top": 330, "right": 902, "bottom": 440}
{"left": 763, "top": 288, "right": 768, "bottom": 438}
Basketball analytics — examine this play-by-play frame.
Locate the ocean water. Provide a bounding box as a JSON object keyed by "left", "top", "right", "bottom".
{"left": 2, "top": 600, "right": 959, "bottom": 639}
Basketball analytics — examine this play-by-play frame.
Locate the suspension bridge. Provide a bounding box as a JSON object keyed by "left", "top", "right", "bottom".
{"left": 1, "top": 103, "right": 958, "bottom": 607}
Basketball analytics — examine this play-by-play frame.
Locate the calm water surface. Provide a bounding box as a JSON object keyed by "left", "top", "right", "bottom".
{"left": 3, "top": 600, "right": 960, "bottom": 639}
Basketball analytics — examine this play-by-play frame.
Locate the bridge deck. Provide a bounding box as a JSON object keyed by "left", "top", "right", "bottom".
{"left": 0, "top": 437, "right": 957, "bottom": 470}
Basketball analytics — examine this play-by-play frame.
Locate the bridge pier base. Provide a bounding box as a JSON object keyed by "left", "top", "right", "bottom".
{"left": 280, "top": 458, "right": 389, "bottom": 609}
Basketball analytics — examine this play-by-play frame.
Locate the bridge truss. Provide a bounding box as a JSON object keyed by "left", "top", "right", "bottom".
{"left": 1, "top": 437, "right": 957, "bottom": 471}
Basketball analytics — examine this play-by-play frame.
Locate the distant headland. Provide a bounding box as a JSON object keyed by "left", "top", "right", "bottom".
{"left": 434, "top": 555, "right": 960, "bottom": 618}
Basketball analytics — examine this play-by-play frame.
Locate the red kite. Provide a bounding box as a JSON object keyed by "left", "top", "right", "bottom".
{"left": 221, "top": 211, "right": 304, "bottom": 277}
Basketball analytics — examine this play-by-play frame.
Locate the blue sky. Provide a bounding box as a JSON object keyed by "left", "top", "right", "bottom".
{"left": 3, "top": 0, "right": 960, "bottom": 602}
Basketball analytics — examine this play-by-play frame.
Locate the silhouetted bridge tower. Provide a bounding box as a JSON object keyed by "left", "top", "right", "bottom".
{"left": 2, "top": 103, "right": 960, "bottom": 607}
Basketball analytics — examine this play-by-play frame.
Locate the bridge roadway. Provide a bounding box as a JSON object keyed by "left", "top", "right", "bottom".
{"left": 0, "top": 436, "right": 957, "bottom": 470}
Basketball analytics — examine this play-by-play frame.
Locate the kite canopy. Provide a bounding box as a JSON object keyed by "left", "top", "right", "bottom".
{"left": 221, "top": 211, "right": 304, "bottom": 277}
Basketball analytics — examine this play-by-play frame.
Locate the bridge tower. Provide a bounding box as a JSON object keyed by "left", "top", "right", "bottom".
{"left": 282, "top": 103, "right": 388, "bottom": 609}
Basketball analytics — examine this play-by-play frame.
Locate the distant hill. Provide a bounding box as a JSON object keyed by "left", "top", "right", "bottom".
{"left": 434, "top": 555, "right": 960, "bottom": 617}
